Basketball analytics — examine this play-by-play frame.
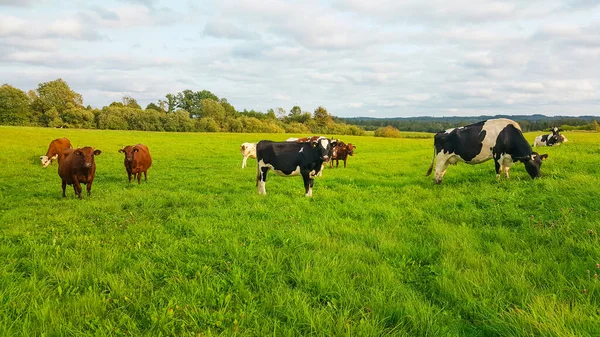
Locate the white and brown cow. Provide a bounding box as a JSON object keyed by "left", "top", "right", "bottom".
{"left": 426, "top": 118, "right": 548, "bottom": 184}
{"left": 40, "top": 137, "right": 72, "bottom": 167}
{"left": 240, "top": 142, "right": 257, "bottom": 168}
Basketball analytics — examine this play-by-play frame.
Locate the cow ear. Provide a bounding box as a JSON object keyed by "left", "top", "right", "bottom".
{"left": 118, "top": 149, "right": 124, "bottom": 153}
{"left": 540, "top": 154, "right": 548, "bottom": 160}
{"left": 312, "top": 142, "right": 317, "bottom": 147}
{"left": 94, "top": 150, "right": 102, "bottom": 155}
{"left": 74, "top": 150, "right": 82, "bottom": 156}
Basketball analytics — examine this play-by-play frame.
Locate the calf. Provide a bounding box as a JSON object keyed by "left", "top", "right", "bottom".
{"left": 57, "top": 147, "right": 101, "bottom": 198}
{"left": 534, "top": 127, "right": 563, "bottom": 147}
{"left": 240, "top": 142, "right": 257, "bottom": 168}
{"left": 40, "top": 137, "right": 71, "bottom": 167}
{"left": 118, "top": 144, "right": 152, "bottom": 184}
{"left": 256, "top": 139, "right": 331, "bottom": 197}
{"left": 426, "top": 118, "right": 548, "bottom": 184}
{"left": 330, "top": 142, "right": 356, "bottom": 168}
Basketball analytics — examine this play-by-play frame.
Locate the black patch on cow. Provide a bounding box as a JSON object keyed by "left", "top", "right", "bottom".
{"left": 541, "top": 134, "right": 549, "bottom": 142}
{"left": 493, "top": 124, "right": 532, "bottom": 161}
{"left": 433, "top": 121, "right": 486, "bottom": 162}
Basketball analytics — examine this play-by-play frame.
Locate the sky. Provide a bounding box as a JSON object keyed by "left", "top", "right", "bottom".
{"left": 1, "top": 0, "right": 599, "bottom": 118}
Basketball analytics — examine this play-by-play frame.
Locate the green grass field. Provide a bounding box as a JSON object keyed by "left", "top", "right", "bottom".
{"left": 1, "top": 126, "right": 599, "bottom": 336}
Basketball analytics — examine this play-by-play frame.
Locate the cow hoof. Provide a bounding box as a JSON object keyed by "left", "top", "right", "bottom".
{"left": 434, "top": 180, "right": 442, "bottom": 185}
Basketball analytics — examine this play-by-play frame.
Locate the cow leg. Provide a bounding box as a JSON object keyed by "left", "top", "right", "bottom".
{"left": 73, "top": 176, "right": 82, "bottom": 199}
{"left": 242, "top": 156, "right": 248, "bottom": 168}
{"left": 144, "top": 171, "right": 148, "bottom": 181}
{"left": 62, "top": 180, "right": 67, "bottom": 198}
{"left": 343, "top": 158, "right": 347, "bottom": 168}
{"left": 87, "top": 180, "right": 93, "bottom": 196}
{"left": 257, "top": 166, "right": 268, "bottom": 195}
{"left": 504, "top": 166, "right": 510, "bottom": 179}
{"left": 336, "top": 159, "right": 339, "bottom": 168}
{"left": 302, "top": 171, "right": 313, "bottom": 197}
{"left": 137, "top": 172, "right": 142, "bottom": 184}
{"left": 495, "top": 160, "right": 502, "bottom": 179}
{"left": 128, "top": 172, "right": 132, "bottom": 183}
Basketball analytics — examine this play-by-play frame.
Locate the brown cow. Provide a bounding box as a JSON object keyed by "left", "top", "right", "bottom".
{"left": 40, "top": 137, "right": 71, "bottom": 167}
{"left": 57, "top": 147, "right": 101, "bottom": 199}
{"left": 118, "top": 144, "right": 152, "bottom": 184}
{"left": 330, "top": 142, "right": 356, "bottom": 168}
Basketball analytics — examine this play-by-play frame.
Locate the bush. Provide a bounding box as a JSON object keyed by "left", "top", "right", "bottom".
{"left": 284, "top": 122, "right": 310, "bottom": 134}
{"left": 374, "top": 125, "right": 401, "bottom": 138}
{"left": 196, "top": 117, "right": 221, "bottom": 132}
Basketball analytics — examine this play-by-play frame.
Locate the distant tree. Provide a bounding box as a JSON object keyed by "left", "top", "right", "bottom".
{"left": 200, "top": 98, "right": 225, "bottom": 122}
{"left": 31, "top": 78, "right": 83, "bottom": 115}
{"left": 313, "top": 106, "right": 332, "bottom": 126}
{"left": 162, "top": 94, "right": 177, "bottom": 113}
{"left": 146, "top": 102, "right": 163, "bottom": 112}
{"left": 220, "top": 98, "right": 237, "bottom": 118}
{"left": 592, "top": 120, "right": 600, "bottom": 132}
{"left": 122, "top": 96, "right": 141, "bottom": 109}
{"left": 0, "top": 84, "right": 36, "bottom": 125}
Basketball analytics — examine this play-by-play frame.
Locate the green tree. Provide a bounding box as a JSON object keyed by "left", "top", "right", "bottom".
{"left": 0, "top": 84, "right": 36, "bottom": 125}
{"left": 146, "top": 102, "right": 163, "bottom": 112}
{"left": 31, "top": 79, "right": 83, "bottom": 116}
{"left": 200, "top": 98, "right": 225, "bottom": 123}
{"left": 374, "top": 125, "right": 401, "bottom": 138}
{"left": 122, "top": 96, "right": 141, "bottom": 109}
{"left": 313, "top": 106, "right": 332, "bottom": 126}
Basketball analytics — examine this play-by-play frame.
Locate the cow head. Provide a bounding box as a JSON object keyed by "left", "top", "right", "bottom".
{"left": 517, "top": 152, "right": 548, "bottom": 179}
{"left": 75, "top": 147, "right": 101, "bottom": 168}
{"left": 315, "top": 138, "right": 332, "bottom": 162}
{"left": 346, "top": 143, "right": 356, "bottom": 156}
{"left": 119, "top": 146, "right": 137, "bottom": 163}
{"left": 40, "top": 155, "right": 50, "bottom": 167}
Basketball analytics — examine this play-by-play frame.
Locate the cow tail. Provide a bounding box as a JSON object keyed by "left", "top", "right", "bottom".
{"left": 426, "top": 147, "right": 436, "bottom": 176}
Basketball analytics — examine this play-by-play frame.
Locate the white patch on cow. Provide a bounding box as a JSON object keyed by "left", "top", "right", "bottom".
{"left": 257, "top": 180, "right": 266, "bottom": 195}
{"left": 299, "top": 147, "right": 304, "bottom": 153}
{"left": 445, "top": 128, "right": 455, "bottom": 134}
{"left": 533, "top": 136, "right": 545, "bottom": 147}
{"left": 274, "top": 166, "right": 301, "bottom": 177}
{"left": 286, "top": 137, "right": 298, "bottom": 142}
{"left": 468, "top": 118, "right": 521, "bottom": 164}
{"left": 496, "top": 153, "right": 514, "bottom": 179}
{"left": 434, "top": 151, "right": 463, "bottom": 183}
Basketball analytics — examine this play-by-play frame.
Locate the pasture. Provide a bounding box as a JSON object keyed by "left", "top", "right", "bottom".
{"left": 1, "top": 126, "right": 600, "bottom": 336}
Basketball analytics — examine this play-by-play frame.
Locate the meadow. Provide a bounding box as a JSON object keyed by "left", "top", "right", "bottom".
{"left": 1, "top": 126, "right": 599, "bottom": 336}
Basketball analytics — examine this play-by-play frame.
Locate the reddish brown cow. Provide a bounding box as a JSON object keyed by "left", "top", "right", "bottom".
{"left": 57, "top": 147, "right": 101, "bottom": 199}
{"left": 330, "top": 142, "right": 356, "bottom": 168}
{"left": 40, "top": 137, "right": 71, "bottom": 167}
{"left": 118, "top": 144, "right": 152, "bottom": 184}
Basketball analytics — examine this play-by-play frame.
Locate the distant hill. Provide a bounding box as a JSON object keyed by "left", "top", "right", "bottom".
{"left": 340, "top": 115, "right": 599, "bottom": 132}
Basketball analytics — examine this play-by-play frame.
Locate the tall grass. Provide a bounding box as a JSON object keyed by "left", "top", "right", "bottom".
{"left": 1, "top": 126, "right": 599, "bottom": 336}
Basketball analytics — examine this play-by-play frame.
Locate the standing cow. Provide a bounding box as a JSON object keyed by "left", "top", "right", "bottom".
{"left": 57, "top": 147, "right": 101, "bottom": 198}
{"left": 118, "top": 144, "right": 152, "bottom": 184}
{"left": 40, "top": 137, "right": 71, "bottom": 167}
{"left": 256, "top": 139, "right": 331, "bottom": 197}
{"left": 330, "top": 142, "right": 356, "bottom": 168}
{"left": 286, "top": 136, "right": 337, "bottom": 176}
{"left": 426, "top": 118, "right": 548, "bottom": 184}
{"left": 240, "top": 142, "right": 257, "bottom": 168}
{"left": 534, "top": 127, "right": 563, "bottom": 147}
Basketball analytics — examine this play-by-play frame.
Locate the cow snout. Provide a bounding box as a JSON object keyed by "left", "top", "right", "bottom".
{"left": 84, "top": 162, "right": 92, "bottom": 168}
{"left": 322, "top": 155, "right": 329, "bottom": 161}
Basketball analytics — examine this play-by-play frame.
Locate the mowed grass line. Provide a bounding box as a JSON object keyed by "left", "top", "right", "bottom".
{"left": 0, "top": 126, "right": 599, "bottom": 336}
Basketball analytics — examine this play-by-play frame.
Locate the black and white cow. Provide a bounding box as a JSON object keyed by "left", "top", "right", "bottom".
{"left": 256, "top": 139, "right": 332, "bottom": 197}
{"left": 534, "top": 127, "right": 563, "bottom": 147}
{"left": 426, "top": 118, "right": 548, "bottom": 184}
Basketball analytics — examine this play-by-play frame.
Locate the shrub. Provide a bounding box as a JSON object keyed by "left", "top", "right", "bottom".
{"left": 374, "top": 125, "right": 401, "bottom": 138}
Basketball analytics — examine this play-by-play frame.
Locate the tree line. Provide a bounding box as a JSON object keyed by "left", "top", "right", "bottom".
{"left": 0, "top": 79, "right": 365, "bottom": 135}
{"left": 343, "top": 115, "right": 600, "bottom": 133}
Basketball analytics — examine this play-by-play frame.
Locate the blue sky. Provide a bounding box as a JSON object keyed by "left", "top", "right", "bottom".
{"left": 1, "top": 0, "right": 599, "bottom": 117}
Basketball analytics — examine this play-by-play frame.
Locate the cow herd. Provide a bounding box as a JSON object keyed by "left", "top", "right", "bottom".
{"left": 40, "top": 138, "right": 152, "bottom": 199}
{"left": 40, "top": 118, "right": 566, "bottom": 198}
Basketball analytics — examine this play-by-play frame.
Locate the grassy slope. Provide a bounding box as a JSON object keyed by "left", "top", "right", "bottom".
{"left": 0, "top": 126, "right": 599, "bottom": 336}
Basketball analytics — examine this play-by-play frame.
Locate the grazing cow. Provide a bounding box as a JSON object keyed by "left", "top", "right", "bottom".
{"left": 240, "top": 142, "right": 257, "bottom": 168}
{"left": 426, "top": 118, "right": 548, "bottom": 184}
{"left": 256, "top": 139, "right": 332, "bottom": 197}
{"left": 330, "top": 142, "right": 356, "bottom": 168}
{"left": 118, "top": 144, "right": 152, "bottom": 184}
{"left": 57, "top": 147, "right": 101, "bottom": 199}
{"left": 534, "top": 127, "right": 563, "bottom": 147}
{"left": 40, "top": 137, "right": 71, "bottom": 167}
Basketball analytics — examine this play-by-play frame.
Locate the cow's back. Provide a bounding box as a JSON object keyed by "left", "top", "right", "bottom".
{"left": 468, "top": 119, "right": 521, "bottom": 163}
{"left": 57, "top": 149, "right": 76, "bottom": 182}
{"left": 47, "top": 138, "right": 71, "bottom": 157}
{"left": 134, "top": 144, "right": 152, "bottom": 170}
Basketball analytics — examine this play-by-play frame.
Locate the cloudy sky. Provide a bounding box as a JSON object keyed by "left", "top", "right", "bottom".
{"left": 1, "top": 0, "right": 599, "bottom": 117}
